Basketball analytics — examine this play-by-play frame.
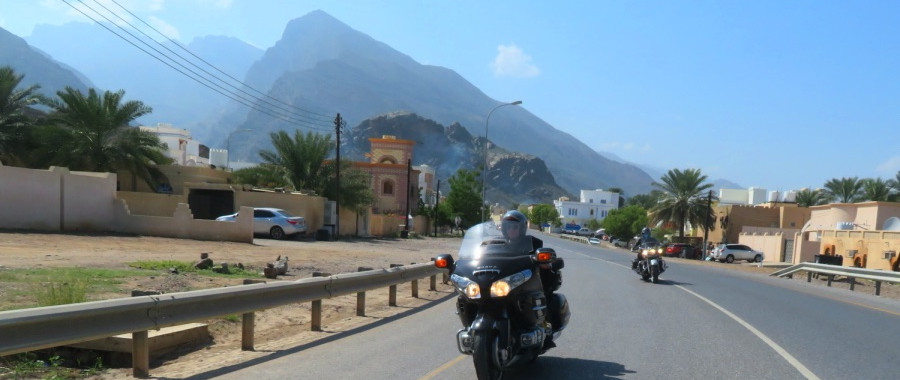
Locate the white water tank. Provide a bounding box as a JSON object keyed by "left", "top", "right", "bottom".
{"left": 768, "top": 191, "right": 780, "bottom": 202}
{"left": 836, "top": 221, "right": 854, "bottom": 230}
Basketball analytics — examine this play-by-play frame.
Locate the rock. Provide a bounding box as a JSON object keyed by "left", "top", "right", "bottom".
{"left": 194, "top": 252, "right": 213, "bottom": 270}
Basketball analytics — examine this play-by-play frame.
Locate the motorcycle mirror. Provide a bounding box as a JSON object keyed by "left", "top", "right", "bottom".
{"left": 535, "top": 248, "right": 557, "bottom": 263}
{"left": 434, "top": 254, "right": 455, "bottom": 272}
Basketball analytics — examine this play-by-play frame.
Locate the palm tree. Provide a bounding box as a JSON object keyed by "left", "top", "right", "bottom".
{"left": 40, "top": 87, "right": 171, "bottom": 188}
{"left": 259, "top": 130, "right": 332, "bottom": 192}
{"left": 822, "top": 177, "right": 864, "bottom": 203}
{"left": 257, "top": 130, "right": 374, "bottom": 217}
{"left": 649, "top": 168, "right": 716, "bottom": 238}
{"left": 861, "top": 178, "right": 893, "bottom": 201}
{"left": 889, "top": 171, "right": 900, "bottom": 202}
{"left": 0, "top": 66, "right": 42, "bottom": 165}
{"left": 794, "top": 188, "right": 828, "bottom": 207}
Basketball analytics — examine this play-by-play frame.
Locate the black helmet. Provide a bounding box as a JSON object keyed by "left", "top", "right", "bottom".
{"left": 501, "top": 210, "right": 527, "bottom": 240}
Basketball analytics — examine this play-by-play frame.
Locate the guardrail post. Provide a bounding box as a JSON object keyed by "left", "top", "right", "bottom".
{"left": 849, "top": 277, "right": 855, "bottom": 291}
{"left": 410, "top": 263, "right": 419, "bottom": 298}
{"left": 827, "top": 275, "right": 834, "bottom": 287}
{"left": 242, "top": 312, "right": 255, "bottom": 351}
{"left": 357, "top": 267, "right": 372, "bottom": 316}
{"left": 443, "top": 272, "right": 449, "bottom": 284}
{"left": 311, "top": 300, "right": 322, "bottom": 331}
{"left": 430, "top": 274, "right": 437, "bottom": 291}
{"left": 807, "top": 272, "right": 812, "bottom": 282}
{"left": 389, "top": 264, "right": 400, "bottom": 306}
{"left": 875, "top": 281, "right": 882, "bottom": 296}
{"left": 132, "top": 330, "right": 149, "bottom": 378}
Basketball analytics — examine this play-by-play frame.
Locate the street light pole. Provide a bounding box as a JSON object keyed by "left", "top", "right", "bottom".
{"left": 482, "top": 100, "right": 522, "bottom": 222}
{"left": 226, "top": 129, "right": 253, "bottom": 171}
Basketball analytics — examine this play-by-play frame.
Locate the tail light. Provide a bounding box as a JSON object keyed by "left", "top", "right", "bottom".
{"left": 287, "top": 219, "right": 298, "bottom": 225}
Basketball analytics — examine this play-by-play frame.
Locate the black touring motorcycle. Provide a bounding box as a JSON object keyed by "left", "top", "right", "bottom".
{"left": 434, "top": 222, "right": 570, "bottom": 379}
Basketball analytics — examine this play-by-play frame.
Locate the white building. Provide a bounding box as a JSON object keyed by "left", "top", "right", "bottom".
{"left": 719, "top": 187, "right": 801, "bottom": 205}
{"left": 140, "top": 123, "right": 210, "bottom": 167}
{"left": 415, "top": 164, "right": 437, "bottom": 206}
{"left": 553, "top": 189, "right": 620, "bottom": 228}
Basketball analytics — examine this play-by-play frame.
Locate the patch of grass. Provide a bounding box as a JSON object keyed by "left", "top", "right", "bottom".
{"left": 35, "top": 280, "right": 88, "bottom": 307}
{"left": 223, "top": 314, "right": 241, "bottom": 323}
{"left": 0, "top": 267, "right": 157, "bottom": 311}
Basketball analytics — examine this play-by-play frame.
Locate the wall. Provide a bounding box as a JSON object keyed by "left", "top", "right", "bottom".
{"left": 0, "top": 164, "right": 61, "bottom": 231}
{"left": 819, "top": 230, "right": 900, "bottom": 270}
{"left": 739, "top": 227, "right": 799, "bottom": 263}
{"left": 0, "top": 163, "right": 253, "bottom": 242}
{"left": 235, "top": 190, "right": 326, "bottom": 233}
{"left": 116, "top": 191, "right": 185, "bottom": 217}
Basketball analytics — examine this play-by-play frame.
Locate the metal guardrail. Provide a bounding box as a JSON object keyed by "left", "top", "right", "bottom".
{"left": 0, "top": 263, "right": 443, "bottom": 376}
{"left": 770, "top": 262, "right": 900, "bottom": 296}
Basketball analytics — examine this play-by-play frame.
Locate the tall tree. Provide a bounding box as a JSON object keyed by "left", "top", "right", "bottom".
{"left": 889, "top": 171, "right": 900, "bottom": 202}
{"left": 41, "top": 87, "right": 170, "bottom": 189}
{"left": 259, "top": 130, "right": 331, "bottom": 192}
{"left": 528, "top": 204, "right": 560, "bottom": 228}
{"left": 601, "top": 205, "right": 649, "bottom": 240}
{"left": 627, "top": 190, "right": 666, "bottom": 209}
{"left": 861, "top": 178, "right": 893, "bottom": 202}
{"left": 256, "top": 130, "right": 373, "bottom": 215}
{"left": 649, "top": 168, "right": 716, "bottom": 238}
{"left": 823, "top": 177, "right": 864, "bottom": 203}
{"left": 445, "top": 168, "right": 482, "bottom": 228}
{"left": 0, "top": 66, "right": 42, "bottom": 165}
{"left": 794, "top": 188, "right": 828, "bottom": 207}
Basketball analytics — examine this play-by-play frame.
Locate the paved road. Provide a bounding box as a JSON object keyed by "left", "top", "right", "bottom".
{"left": 209, "top": 234, "right": 900, "bottom": 380}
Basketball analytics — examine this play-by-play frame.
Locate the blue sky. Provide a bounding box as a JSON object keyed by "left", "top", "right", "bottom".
{"left": 3, "top": 0, "right": 899, "bottom": 193}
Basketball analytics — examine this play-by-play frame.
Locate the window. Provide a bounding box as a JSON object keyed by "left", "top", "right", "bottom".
{"left": 382, "top": 180, "right": 394, "bottom": 195}
{"left": 254, "top": 209, "right": 275, "bottom": 218}
{"left": 601, "top": 199, "right": 607, "bottom": 204}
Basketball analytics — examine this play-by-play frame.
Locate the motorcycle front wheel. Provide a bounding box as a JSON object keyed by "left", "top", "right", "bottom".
{"left": 473, "top": 330, "right": 503, "bottom": 380}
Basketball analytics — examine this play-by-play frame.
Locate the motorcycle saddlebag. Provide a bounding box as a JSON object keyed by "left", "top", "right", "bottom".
{"left": 549, "top": 293, "right": 570, "bottom": 332}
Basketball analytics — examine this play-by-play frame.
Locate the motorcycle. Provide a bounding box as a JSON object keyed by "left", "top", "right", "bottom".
{"left": 633, "top": 244, "right": 666, "bottom": 283}
{"left": 434, "top": 222, "right": 570, "bottom": 380}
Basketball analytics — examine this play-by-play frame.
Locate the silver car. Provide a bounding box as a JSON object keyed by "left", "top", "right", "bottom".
{"left": 216, "top": 207, "right": 307, "bottom": 240}
{"left": 712, "top": 244, "right": 764, "bottom": 263}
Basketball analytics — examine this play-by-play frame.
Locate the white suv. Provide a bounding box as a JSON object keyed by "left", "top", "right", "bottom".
{"left": 712, "top": 244, "right": 764, "bottom": 263}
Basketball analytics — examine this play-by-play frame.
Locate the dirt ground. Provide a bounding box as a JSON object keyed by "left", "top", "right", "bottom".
{"left": 0, "top": 231, "right": 897, "bottom": 379}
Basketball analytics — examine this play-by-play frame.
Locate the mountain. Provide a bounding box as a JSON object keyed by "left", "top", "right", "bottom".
{"left": 225, "top": 10, "right": 655, "bottom": 199}
{"left": 346, "top": 112, "right": 572, "bottom": 206}
{"left": 24, "top": 23, "right": 263, "bottom": 139}
{"left": 0, "top": 27, "right": 90, "bottom": 97}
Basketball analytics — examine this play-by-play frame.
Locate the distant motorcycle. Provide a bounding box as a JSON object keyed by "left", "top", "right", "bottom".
{"left": 434, "top": 222, "right": 570, "bottom": 380}
{"left": 633, "top": 244, "right": 666, "bottom": 283}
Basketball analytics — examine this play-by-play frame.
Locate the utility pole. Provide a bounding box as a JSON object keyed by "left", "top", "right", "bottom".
{"left": 334, "top": 113, "right": 342, "bottom": 241}
{"left": 404, "top": 158, "right": 411, "bottom": 237}
{"left": 433, "top": 179, "right": 440, "bottom": 237}
{"left": 702, "top": 190, "right": 712, "bottom": 260}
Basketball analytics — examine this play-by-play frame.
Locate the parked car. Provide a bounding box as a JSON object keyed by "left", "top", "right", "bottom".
{"left": 588, "top": 237, "right": 602, "bottom": 245}
{"left": 216, "top": 207, "right": 307, "bottom": 240}
{"left": 576, "top": 227, "right": 593, "bottom": 236}
{"left": 711, "top": 244, "right": 764, "bottom": 263}
{"left": 612, "top": 238, "right": 628, "bottom": 248}
{"left": 664, "top": 243, "right": 702, "bottom": 259}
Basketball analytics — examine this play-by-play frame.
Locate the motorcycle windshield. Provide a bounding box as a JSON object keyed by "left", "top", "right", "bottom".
{"left": 457, "top": 221, "right": 535, "bottom": 260}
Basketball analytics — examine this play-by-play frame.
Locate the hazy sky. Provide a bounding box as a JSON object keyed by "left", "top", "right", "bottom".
{"left": 2, "top": 0, "right": 899, "bottom": 192}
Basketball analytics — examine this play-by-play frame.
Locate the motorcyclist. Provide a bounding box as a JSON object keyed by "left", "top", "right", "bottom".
{"left": 631, "top": 227, "right": 649, "bottom": 268}
{"left": 500, "top": 210, "right": 562, "bottom": 349}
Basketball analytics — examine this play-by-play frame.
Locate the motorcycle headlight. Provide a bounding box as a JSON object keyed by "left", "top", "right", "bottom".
{"left": 656, "top": 248, "right": 663, "bottom": 255}
{"left": 490, "top": 269, "right": 533, "bottom": 298}
{"left": 642, "top": 249, "right": 649, "bottom": 258}
{"left": 450, "top": 274, "right": 481, "bottom": 299}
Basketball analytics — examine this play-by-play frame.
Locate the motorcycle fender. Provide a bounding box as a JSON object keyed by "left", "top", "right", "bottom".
{"left": 650, "top": 259, "right": 658, "bottom": 266}
{"left": 470, "top": 313, "right": 510, "bottom": 350}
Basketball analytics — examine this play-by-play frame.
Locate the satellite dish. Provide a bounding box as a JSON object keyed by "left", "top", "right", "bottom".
{"left": 884, "top": 217, "right": 900, "bottom": 231}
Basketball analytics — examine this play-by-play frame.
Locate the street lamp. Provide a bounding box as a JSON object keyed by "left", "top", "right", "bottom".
{"left": 482, "top": 100, "right": 522, "bottom": 222}
{"left": 226, "top": 129, "right": 254, "bottom": 171}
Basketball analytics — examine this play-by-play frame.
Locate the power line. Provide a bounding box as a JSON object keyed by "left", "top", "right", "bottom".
{"left": 60, "top": 0, "right": 332, "bottom": 132}
{"left": 104, "top": 0, "right": 333, "bottom": 124}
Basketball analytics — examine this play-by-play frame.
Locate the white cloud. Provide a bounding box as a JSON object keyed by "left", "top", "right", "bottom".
{"left": 148, "top": 15, "right": 180, "bottom": 40}
{"left": 491, "top": 44, "right": 540, "bottom": 78}
{"left": 876, "top": 155, "right": 900, "bottom": 174}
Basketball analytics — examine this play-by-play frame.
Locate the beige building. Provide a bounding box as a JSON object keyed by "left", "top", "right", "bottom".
{"left": 792, "top": 202, "right": 900, "bottom": 271}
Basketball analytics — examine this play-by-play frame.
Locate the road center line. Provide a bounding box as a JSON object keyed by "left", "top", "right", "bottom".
{"left": 675, "top": 284, "right": 821, "bottom": 380}
{"left": 419, "top": 354, "right": 467, "bottom": 380}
